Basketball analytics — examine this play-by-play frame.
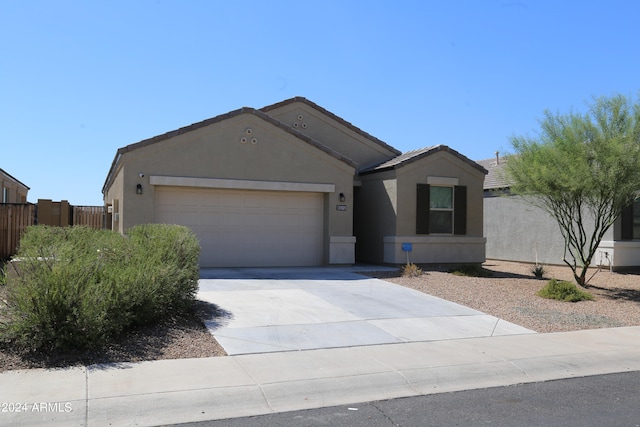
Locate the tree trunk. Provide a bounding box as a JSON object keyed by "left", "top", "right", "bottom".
{"left": 576, "top": 270, "right": 587, "bottom": 288}
{"left": 566, "top": 260, "right": 590, "bottom": 288}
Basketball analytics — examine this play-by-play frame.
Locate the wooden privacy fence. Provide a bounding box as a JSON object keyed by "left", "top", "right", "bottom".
{"left": 0, "top": 203, "right": 36, "bottom": 261}
{"left": 72, "top": 205, "right": 106, "bottom": 229}
{"left": 0, "top": 201, "right": 107, "bottom": 260}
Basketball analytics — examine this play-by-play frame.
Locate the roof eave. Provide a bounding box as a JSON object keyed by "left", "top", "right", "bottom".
{"left": 261, "top": 97, "right": 402, "bottom": 156}
{"left": 102, "top": 106, "right": 358, "bottom": 195}
{"left": 0, "top": 168, "right": 30, "bottom": 190}
{"left": 359, "top": 145, "right": 488, "bottom": 176}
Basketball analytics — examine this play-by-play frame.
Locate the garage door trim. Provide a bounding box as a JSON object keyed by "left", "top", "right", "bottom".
{"left": 150, "top": 175, "right": 335, "bottom": 193}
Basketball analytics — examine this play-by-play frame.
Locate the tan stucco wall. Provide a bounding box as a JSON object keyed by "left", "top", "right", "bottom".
{"left": 103, "top": 113, "right": 356, "bottom": 264}
{"left": 383, "top": 236, "right": 486, "bottom": 264}
{"left": 263, "top": 102, "right": 398, "bottom": 169}
{"left": 396, "top": 151, "right": 485, "bottom": 237}
{"left": 354, "top": 170, "right": 397, "bottom": 263}
{"left": 356, "top": 151, "right": 486, "bottom": 264}
{"left": 0, "top": 171, "right": 28, "bottom": 203}
{"left": 104, "top": 164, "right": 125, "bottom": 233}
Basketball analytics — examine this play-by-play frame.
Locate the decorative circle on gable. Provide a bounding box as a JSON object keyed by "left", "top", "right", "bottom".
{"left": 297, "top": 114, "right": 304, "bottom": 120}
{"left": 301, "top": 123, "right": 307, "bottom": 128}
{"left": 251, "top": 138, "right": 258, "bottom": 144}
{"left": 240, "top": 137, "right": 247, "bottom": 144}
{"left": 293, "top": 122, "right": 299, "bottom": 128}
{"left": 245, "top": 128, "right": 253, "bottom": 135}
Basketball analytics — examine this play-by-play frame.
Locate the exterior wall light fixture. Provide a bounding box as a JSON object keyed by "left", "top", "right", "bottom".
{"left": 136, "top": 184, "right": 143, "bottom": 195}
{"left": 339, "top": 192, "right": 345, "bottom": 202}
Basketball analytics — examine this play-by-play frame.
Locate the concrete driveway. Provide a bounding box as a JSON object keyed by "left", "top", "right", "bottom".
{"left": 197, "top": 266, "right": 534, "bottom": 355}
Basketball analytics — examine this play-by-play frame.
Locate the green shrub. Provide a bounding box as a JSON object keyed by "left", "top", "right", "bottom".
{"left": 537, "top": 279, "right": 594, "bottom": 302}
{"left": 449, "top": 264, "right": 493, "bottom": 277}
{"left": 125, "top": 224, "right": 200, "bottom": 324}
{"left": 401, "top": 263, "right": 423, "bottom": 278}
{"left": 0, "top": 224, "right": 200, "bottom": 352}
{"left": 1, "top": 226, "right": 125, "bottom": 351}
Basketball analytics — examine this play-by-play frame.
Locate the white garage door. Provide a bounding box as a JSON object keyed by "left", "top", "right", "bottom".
{"left": 155, "top": 187, "right": 324, "bottom": 267}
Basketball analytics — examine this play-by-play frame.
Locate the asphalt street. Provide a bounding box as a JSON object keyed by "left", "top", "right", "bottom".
{"left": 175, "top": 371, "right": 640, "bottom": 427}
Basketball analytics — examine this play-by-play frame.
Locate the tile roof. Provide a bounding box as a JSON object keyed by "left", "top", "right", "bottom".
{"left": 359, "top": 145, "right": 488, "bottom": 175}
{"left": 475, "top": 154, "right": 512, "bottom": 190}
{"left": 102, "top": 106, "right": 358, "bottom": 194}
{"left": 261, "top": 97, "right": 401, "bottom": 156}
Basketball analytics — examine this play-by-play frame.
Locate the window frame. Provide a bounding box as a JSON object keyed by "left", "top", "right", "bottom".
{"left": 416, "top": 183, "right": 467, "bottom": 236}
{"left": 429, "top": 185, "right": 454, "bottom": 234}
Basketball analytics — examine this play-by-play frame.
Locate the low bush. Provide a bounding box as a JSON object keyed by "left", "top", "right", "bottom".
{"left": 0, "top": 224, "right": 200, "bottom": 352}
{"left": 401, "top": 263, "right": 423, "bottom": 278}
{"left": 531, "top": 264, "right": 546, "bottom": 279}
{"left": 0, "top": 262, "right": 6, "bottom": 286}
{"left": 537, "top": 279, "right": 594, "bottom": 302}
{"left": 449, "top": 264, "right": 493, "bottom": 277}
{"left": 125, "top": 224, "right": 200, "bottom": 324}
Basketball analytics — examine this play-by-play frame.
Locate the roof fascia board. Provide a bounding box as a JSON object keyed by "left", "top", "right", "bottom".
{"left": 102, "top": 106, "right": 357, "bottom": 194}
{"left": 360, "top": 145, "right": 488, "bottom": 176}
{"left": 395, "top": 146, "right": 488, "bottom": 174}
{"left": 0, "top": 168, "right": 30, "bottom": 190}
{"left": 260, "top": 97, "right": 401, "bottom": 156}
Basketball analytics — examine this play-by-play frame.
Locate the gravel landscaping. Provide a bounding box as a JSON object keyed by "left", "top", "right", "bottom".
{"left": 379, "top": 261, "right": 640, "bottom": 333}
{"left": 1, "top": 260, "right": 639, "bottom": 372}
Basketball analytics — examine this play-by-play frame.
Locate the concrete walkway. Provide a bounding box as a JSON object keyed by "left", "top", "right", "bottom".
{"left": 2, "top": 267, "right": 640, "bottom": 426}
{"left": 197, "top": 266, "right": 534, "bottom": 355}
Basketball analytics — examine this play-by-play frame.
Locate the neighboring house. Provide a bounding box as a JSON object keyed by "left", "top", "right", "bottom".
{"left": 479, "top": 153, "right": 640, "bottom": 270}
{"left": 0, "top": 168, "right": 29, "bottom": 203}
{"left": 103, "top": 97, "right": 487, "bottom": 267}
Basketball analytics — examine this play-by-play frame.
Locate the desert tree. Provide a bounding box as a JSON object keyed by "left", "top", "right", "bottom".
{"left": 505, "top": 94, "right": 640, "bottom": 286}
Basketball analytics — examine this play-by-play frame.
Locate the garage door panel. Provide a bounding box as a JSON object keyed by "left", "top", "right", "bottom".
{"left": 155, "top": 187, "right": 324, "bottom": 267}
{"left": 293, "top": 214, "right": 320, "bottom": 227}
{"left": 158, "top": 191, "right": 192, "bottom": 206}
{"left": 178, "top": 210, "right": 201, "bottom": 226}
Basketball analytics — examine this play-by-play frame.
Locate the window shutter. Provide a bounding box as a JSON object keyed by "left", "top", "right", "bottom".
{"left": 621, "top": 203, "right": 633, "bottom": 240}
{"left": 454, "top": 185, "right": 467, "bottom": 235}
{"left": 416, "top": 184, "right": 430, "bottom": 234}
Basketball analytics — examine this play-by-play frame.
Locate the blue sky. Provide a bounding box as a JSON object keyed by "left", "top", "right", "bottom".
{"left": 2, "top": 1, "right": 639, "bottom": 205}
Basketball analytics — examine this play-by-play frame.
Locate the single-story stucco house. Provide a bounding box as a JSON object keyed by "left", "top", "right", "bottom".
{"left": 479, "top": 153, "right": 640, "bottom": 270}
{"left": 103, "top": 97, "right": 488, "bottom": 267}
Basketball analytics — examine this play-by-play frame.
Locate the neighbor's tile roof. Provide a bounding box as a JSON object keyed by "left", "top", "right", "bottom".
{"left": 359, "top": 145, "right": 488, "bottom": 175}
{"left": 475, "top": 155, "right": 511, "bottom": 189}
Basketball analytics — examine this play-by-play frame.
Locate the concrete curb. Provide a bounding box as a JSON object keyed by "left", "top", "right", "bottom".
{"left": 1, "top": 326, "right": 640, "bottom": 426}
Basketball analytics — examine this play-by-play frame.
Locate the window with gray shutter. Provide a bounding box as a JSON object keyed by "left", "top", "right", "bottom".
{"left": 416, "top": 184, "right": 430, "bottom": 234}
{"left": 416, "top": 184, "right": 466, "bottom": 235}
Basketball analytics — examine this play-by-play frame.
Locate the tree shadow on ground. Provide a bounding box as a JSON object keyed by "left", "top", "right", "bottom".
{"left": 480, "top": 263, "right": 550, "bottom": 280}
{"left": 587, "top": 285, "right": 640, "bottom": 302}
